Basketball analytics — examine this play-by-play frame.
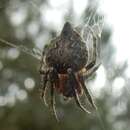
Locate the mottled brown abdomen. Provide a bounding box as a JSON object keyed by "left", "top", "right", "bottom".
{"left": 45, "top": 38, "right": 88, "bottom": 73}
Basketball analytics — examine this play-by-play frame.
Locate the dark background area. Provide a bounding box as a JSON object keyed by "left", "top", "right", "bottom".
{"left": 0, "top": 0, "right": 130, "bottom": 130}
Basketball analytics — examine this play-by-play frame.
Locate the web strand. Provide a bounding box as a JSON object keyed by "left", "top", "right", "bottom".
{"left": 0, "top": 37, "right": 42, "bottom": 60}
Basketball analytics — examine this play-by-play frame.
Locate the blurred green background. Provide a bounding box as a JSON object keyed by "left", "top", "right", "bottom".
{"left": 0, "top": 0, "right": 130, "bottom": 130}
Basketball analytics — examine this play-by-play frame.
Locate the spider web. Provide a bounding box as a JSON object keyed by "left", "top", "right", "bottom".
{"left": 0, "top": 38, "right": 42, "bottom": 60}
{"left": 80, "top": 12, "right": 104, "bottom": 65}
{"left": 0, "top": 1, "right": 44, "bottom": 61}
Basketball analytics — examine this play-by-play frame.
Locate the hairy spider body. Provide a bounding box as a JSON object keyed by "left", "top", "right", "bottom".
{"left": 40, "top": 22, "right": 101, "bottom": 121}
{"left": 45, "top": 23, "right": 88, "bottom": 73}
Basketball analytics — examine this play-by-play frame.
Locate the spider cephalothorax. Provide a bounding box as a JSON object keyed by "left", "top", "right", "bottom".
{"left": 39, "top": 22, "right": 101, "bottom": 121}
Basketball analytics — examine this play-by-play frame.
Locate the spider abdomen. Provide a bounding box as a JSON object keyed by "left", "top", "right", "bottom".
{"left": 45, "top": 39, "right": 88, "bottom": 73}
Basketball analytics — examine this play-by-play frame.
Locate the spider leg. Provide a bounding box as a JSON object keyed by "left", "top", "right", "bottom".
{"left": 50, "top": 81, "right": 59, "bottom": 122}
{"left": 39, "top": 70, "right": 49, "bottom": 106}
{"left": 80, "top": 29, "right": 100, "bottom": 109}
{"left": 86, "top": 62, "right": 101, "bottom": 78}
{"left": 39, "top": 55, "right": 49, "bottom": 106}
{"left": 48, "top": 67, "right": 59, "bottom": 121}
{"left": 85, "top": 28, "right": 100, "bottom": 71}
{"left": 74, "top": 88, "right": 91, "bottom": 114}
{"left": 79, "top": 75, "right": 97, "bottom": 109}
{"left": 67, "top": 68, "right": 91, "bottom": 114}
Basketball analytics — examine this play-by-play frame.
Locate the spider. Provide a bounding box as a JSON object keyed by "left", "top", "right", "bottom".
{"left": 39, "top": 22, "right": 101, "bottom": 121}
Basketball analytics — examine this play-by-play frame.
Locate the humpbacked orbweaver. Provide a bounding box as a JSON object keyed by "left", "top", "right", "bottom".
{"left": 39, "top": 22, "right": 101, "bottom": 121}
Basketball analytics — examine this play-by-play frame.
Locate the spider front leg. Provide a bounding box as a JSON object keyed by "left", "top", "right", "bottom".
{"left": 48, "top": 67, "right": 59, "bottom": 121}
{"left": 67, "top": 68, "right": 90, "bottom": 114}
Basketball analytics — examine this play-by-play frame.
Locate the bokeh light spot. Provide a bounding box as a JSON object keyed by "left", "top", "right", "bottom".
{"left": 24, "top": 77, "right": 35, "bottom": 90}
{"left": 0, "top": 96, "right": 7, "bottom": 106}
{"left": 112, "top": 77, "right": 125, "bottom": 97}
{"left": 16, "top": 90, "right": 27, "bottom": 101}
{"left": 7, "top": 48, "right": 20, "bottom": 59}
